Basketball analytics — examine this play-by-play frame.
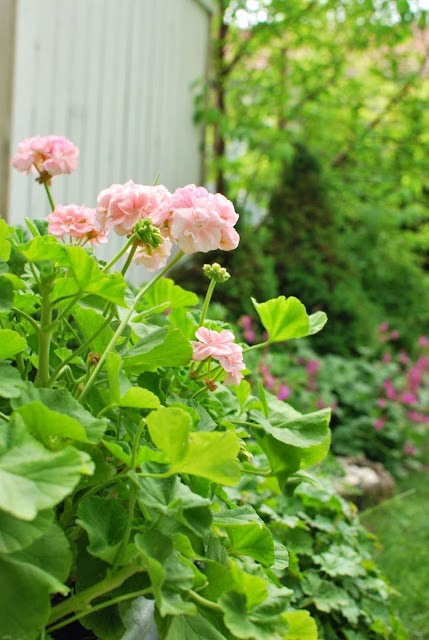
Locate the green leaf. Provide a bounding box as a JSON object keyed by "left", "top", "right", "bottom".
{"left": 134, "top": 474, "right": 212, "bottom": 539}
{"left": 251, "top": 395, "right": 331, "bottom": 448}
{"left": 75, "top": 442, "right": 116, "bottom": 490}
{"left": 143, "top": 277, "right": 198, "bottom": 311}
{"left": 123, "top": 326, "right": 193, "bottom": 371}
{"left": 135, "top": 530, "right": 195, "bottom": 616}
{"left": 213, "top": 505, "right": 264, "bottom": 527}
{"left": 273, "top": 539, "right": 289, "bottom": 571}
{"left": 0, "top": 508, "right": 53, "bottom": 554}
{"left": 106, "top": 351, "right": 124, "bottom": 403}
{"left": 119, "top": 387, "right": 161, "bottom": 409}
{"left": 0, "top": 544, "right": 68, "bottom": 640}
{"left": 225, "top": 560, "right": 269, "bottom": 609}
{"left": 50, "top": 276, "right": 80, "bottom": 305}
{"left": 15, "top": 402, "right": 87, "bottom": 441}
{"left": 18, "top": 235, "right": 68, "bottom": 265}
{"left": 147, "top": 407, "right": 192, "bottom": 466}
{"left": 300, "top": 430, "right": 331, "bottom": 467}
{"left": 0, "top": 414, "right": 94, "bottom": 520}
{"left": 0, "top": 361, "right": 27, "bottom": 398}
{"left": 66, "top": 246, "right": 127, "bottom": 306}
{"left": 308, "top": 311, "right": 328, "bottom": 335}
{"left": 233, "top": 379, "right": 252, "bottom": 411}
{"left": 167, "top": 307, "right": 199, "bottom": 339}
{"left": 167, "top": 395, "right": 216, "bottom": 431}
{"left": 11, "top": 384, "right": 107, "bottom": 443}
{"left": 252, "top": 296, "right": 310, "bottom": 342}
{"left": 252, "top": 433, "right": 301, "bottom": 492}
{"left": 0, "top": 523, "right": 71, "bottom": 639}
{"left": 257, "top": 380, "right": 269, "bottom": 418}
{"left": 182, "top": 432, "right": 241, "bottom": 485}
{"left": 226, "top": 523, "right": 275, "bottom": 566}
{"left": 0, "top": 219, "right": 11, "bottom": 261}
{"left": 166, "top": 611, "right": 227, "bottom": 639}
{"left": 0, "top": 276, "right": 14, "bottom": 312}
{"left": 313, "top": 545, "right": 366, "bottom": 577}
{"left": 77, "top": 496, "right": 128, "bottom": 563}
{"left": 302, "top": 572, "right": 352, "bottom": 612}
{"left": 0, "top": 329, "right": 27, "bottom": 359}
{"left": 2, "top": 272, "right": 26, "bottom": 290}
{"left": 283, "top": 610, "right": 318, "bottom": 640}
{"left": 73, "top": 307, "right": 115, "bottom": 353}
{"left": 220, "top": 585, "right": 290, "bottom": 640}
{"left": 147, "top": 407, "right": 241, "bottom": 485}
{"left": 13, "top": 522, "right": 72, "bottom": 583}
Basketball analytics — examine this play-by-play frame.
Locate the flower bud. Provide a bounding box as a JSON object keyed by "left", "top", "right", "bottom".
{"left": 238, "top": 439, "right": 253, "bottom": 463}
{"left": 203, "top": 262, "right": 231, "bottom": 283}
{"left": 134, "top": 218, "right": 164, "bottom": 248}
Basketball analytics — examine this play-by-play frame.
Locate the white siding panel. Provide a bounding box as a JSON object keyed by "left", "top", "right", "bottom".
{"left": 7, "top": 0, "right": 210, "bottom": 283}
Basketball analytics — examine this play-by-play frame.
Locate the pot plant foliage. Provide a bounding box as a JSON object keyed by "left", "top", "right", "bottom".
{"left": 1, "top": 134, "right": 338, "bottom": 640}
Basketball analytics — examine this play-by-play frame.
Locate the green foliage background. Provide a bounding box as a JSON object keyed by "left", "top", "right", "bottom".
{"left": 182, "top": 0, "right": 429, "bottom": 353}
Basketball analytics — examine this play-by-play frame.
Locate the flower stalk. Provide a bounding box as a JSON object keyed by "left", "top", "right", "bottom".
{"left": 78, "top": 250, "right": 184, "bottom": 403}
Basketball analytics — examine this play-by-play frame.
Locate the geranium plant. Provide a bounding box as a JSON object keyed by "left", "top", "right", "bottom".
{"left": 0, "top": 136, "right": 331, "bottom": 640}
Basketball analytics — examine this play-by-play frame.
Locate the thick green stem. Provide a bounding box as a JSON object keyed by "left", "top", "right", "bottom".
{"left": 102, "top": 234, "right": 137, "bottom": 273}
{"left": 35, "top": 298, "right": 53, "bottom": 387}
{"left": 47, "top": 563, "right": 140, "bottom": 625}
{"left": 78, "top": 250, "right": 184, "bottom": 403}
{"left": 199, "top": 278, "right": 216, "bottom": 327}
{"left": 47, "top": 587, "right": 152, "bottom": 633}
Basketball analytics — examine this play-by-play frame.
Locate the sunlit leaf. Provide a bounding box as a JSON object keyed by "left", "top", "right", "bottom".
{"left": 0, "top": 329, "right": 27, "bottom": 359}
{"left": 123, "top": 326, "right": 192, "bottom": 370}
{"left": 146, "top": 407, "right": 241, "bottom": 485}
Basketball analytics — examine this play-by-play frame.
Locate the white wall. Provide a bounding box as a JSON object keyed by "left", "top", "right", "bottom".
{"left": 6, "top": 0, "right": 210, "bottom": 281}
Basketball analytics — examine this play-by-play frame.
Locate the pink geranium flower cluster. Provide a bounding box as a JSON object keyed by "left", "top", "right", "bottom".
{"left": 11, "top": 136, "right": 240, "bottom": 270}
{"left": 95, "top": 181, "right": 240, "bottom": 267}
{"left": 96, "top": 181, "right": 172, "bottom": 237}
{"left": 10, "top": 135, "right": 79, "bottom": 178}
{"left": 191, "top": 327, "right": 245, "bottom": 386}
{"left": 46, "top": 204, "right": 108, "bottom": 246}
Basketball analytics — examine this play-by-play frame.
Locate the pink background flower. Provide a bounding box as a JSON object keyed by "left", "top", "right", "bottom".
{"left": 10, "top": 135, "right": 78, "bottom": 176}
{"left": 47, "top": 204, "right": 107, "bottom": 245}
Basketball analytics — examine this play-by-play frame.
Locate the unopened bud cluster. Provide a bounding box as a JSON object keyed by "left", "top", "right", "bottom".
{"left": 203, "top": 262, "right": 231, "bottom": 283}
{"left": 134, "top": 218, "right": 164, "bottom": 249}
{"left": 238, "top": 439, "right": 253, "bottom": 463}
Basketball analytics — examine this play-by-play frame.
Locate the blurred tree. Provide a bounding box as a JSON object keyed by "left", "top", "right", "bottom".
{"left": 187, "top": 0, "right": 429, "bottom": 352}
